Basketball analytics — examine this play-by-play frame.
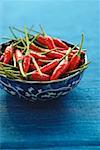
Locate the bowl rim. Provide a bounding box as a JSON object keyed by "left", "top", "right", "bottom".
{"left": 0, "top": 40, "right": 87, "bottom": 84}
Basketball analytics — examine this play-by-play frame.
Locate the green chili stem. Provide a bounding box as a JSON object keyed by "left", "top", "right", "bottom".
{"left": 0, "top": 62, "right": 18, "bottom": 69}
{"left": 59, "top": 44, "right": 77, "bottom": 62}
{"left": 24, "top": 26, "right": 30, "bottom": 55}
{"left": 20, "top": 37, "right": 26, "bottom": 47}
{"left": 30, "top": 34, "right": 40, "bottom": 44}
{"left": 0, "top": 71, "right": 6, "bottom": 74}
{"left": 12, "top": 40, "right": 22, "bottom": 47}
{"left": 9, "top": 26, "right": 17, "bottom": 39}
{"left": 12, "top": 26, "right": 33, "bottom": 36}
{"left": 16, "top": 45, "right": 25, "bottom": 49}
{"left": 2, "top": 36, "right": 17, "bottom": 41}
{"left": 41, "top": 47, "right": 58, "bottom": 55}
{"left": 68, "top": 65, "right": 88, "bottom": 74}
{"left": 0, "top": 66, "right": 12, "bottom": 70}
{"left": 78, "top": 33, "right": 84, "bottom": 56}
{"left": 0, "top": 64, "right": 13, "bottom": 78}
{"left": 38, "top": 59, "right": 52, "bottom": 63}
{"left": 0, "top": 51, "right": 3, "bottom": 55}
{"left": 3, "top": 70, "right": 19, "bottom": 73}
{"left": 39, "top": 24, "right": 46, "bottom": 36}
{"left": 80, "top": 61, "right": 90, "bottom": 68}
{"left": 13, "top": 54, "right": 17, "bottom": 67}
{"left": 26, "top": 70, "right": 35, "bottom": 76}
{"left": 19, "top": 62, "right": 26, "bottom": 77}
{"left": 27, "top": 27, "right": 41, "bottom": 34}
{"left": 32, "top": 57, "right": 42, "bottom": 75}
{"left": 28, "top": 25, "right": 34, "bottom": 32}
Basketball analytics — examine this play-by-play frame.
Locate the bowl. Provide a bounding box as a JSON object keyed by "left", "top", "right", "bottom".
{"left": 0, "top": 40, "right": 87, "bottom": 101}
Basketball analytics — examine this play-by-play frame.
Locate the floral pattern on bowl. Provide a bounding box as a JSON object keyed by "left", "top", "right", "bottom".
{"left": 0, "top": 71, "right": 83, "bottom": 101}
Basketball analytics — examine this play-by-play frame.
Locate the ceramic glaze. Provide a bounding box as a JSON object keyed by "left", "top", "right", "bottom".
{"left": 0, "top": 71, "right": 83, "bottom": 101}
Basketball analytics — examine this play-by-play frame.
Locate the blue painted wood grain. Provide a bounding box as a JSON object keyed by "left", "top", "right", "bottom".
{"left": 0, "top": 0, "right": 100, "bottom": 149}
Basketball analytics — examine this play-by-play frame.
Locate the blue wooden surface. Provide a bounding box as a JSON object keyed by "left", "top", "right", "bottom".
{"left": 0, "top": 0, "right": 100, "bottom": 149}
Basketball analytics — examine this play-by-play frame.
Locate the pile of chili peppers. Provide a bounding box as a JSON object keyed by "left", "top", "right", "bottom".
{"left": 0, "top": 26, "right": 89, "bottom": 81}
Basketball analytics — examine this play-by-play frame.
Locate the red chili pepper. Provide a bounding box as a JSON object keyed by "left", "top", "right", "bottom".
{"left": 15, "top": 49, "right": 23, "bottom": 62}
{"left": 29, "top": 60, "right": 58, "bottom": 75}
{"left": 31, "top": 72, "right": 50, "bottom": 81}
{"left": 37, "top": 35, "right": 46, "bottom": 45}
{"left": 45, "top": 36, "right": 56, "bottom": 49}
{"left": 58, "top": 49, "right": 85, "bottom": 56}
{"left": 30, "top": 51, "right": 50, "bottom": 60}
{"left": 29, "top": 47, "right": 72, "bottom": 78}
{"left": 56, "top": 47, "right": 67, "bottom": 50}
{"left": 15, "top": 49, "right": 26, "bottom": 77}
{"left": 68, "top": 53, "right": 74, "bottom": 59}
{"left": 36, "top": 60, "right": 43, "bottom": 66}
{"left": 79, "top": 58, "right": 85, "bottom": 66}
{"left": 68, "top": 54, "right": 81, "bottom": 71}
{"left": 46, "top": 51, "right": 64, "bottom": 59}
{"left": 53, "top": 38, "right": 69, "bottom": 49}
{"left": 68, "top": 51, "right": 85, "bottom": 61}
{"left": 50, "top": 58, "right": 69, "bottom": 80}
{"left": 23, "top": 55, "right": 31, "bottom": 73}
{"left": 42, "top": 47, "right": 72, "bottom": 79}
{"left": 68, "top": 33, "right": 84, "bottom": 71}
{"left": 40, "top": 59, "right": 59, "bottom": 73}
{"left": 50, "top": 46, "right": 77, "bottom": 80}
{"left": 30, "top": 63, "right": 36, "bottom": 70}
{"left": 30, "top": 60, "right": 43, "bottom": 71}
{"left": 72, "top": 49, "right": 85, "bottom": 55}
{"left": 58, "top": 50, "right": 74, "bottom": 59}
{"left": 3, "top": 46, "right": 13, "bottom": 64}
{"left": 29, "top": 43, "right": 42, "bottom": 52}
{"left": 57, "top": 50, "right": 67, "bottom": 55}
{"left": 0, "top": 55, "right": 4, "bottom": 62}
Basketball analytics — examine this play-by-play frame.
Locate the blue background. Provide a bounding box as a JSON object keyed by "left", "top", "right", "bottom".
{"left": 0, "top": 0, "right": 100, "bottom": 149}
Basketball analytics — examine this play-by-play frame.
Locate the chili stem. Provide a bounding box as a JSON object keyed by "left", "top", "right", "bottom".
{"left": 78, "top": 33, "right": 84, "bottom": 55}
{"left": 0, "top": 66, "right": 14, "bottom": 71}
{"left": 12, "top": 40, "right": 22, "bottom": 47}
{"left": 2, "top": 36, "right": 18, "bottom": 41}
{"left": 20, "top": 37, "right": 26, "bottom": 47}
{"left": 5, "top": 70, "right": 19, "bottom": 73}
{"left": 41, "top": 47, "right": 58, "bottom": 55}
{"left": 38, "top": 59, "right": 53, "bottom": 63}
{"left": 39, "top": 24, "right": 46, "bottom": 36}
{"left": 19, "top": 62, "right": 26, "bottom": 77}
{"left": 59, "top": 44, "right": 77, "bottom": 62}
{"left": 32, "top": 57, "right": 42, "bottom": 75}
{"left": 24, "top": 26, "right": 30, "bottom": 54}
{"left": 9, "top": 26, "right": 17, "bottom": 39}
{"left": 28, "top": 25, "right": 34, "bottom": 33}
{"left": 30, "top": 34, "right": 40, "bottom": 44}
{"left": 68, "top": 65, "right": 88, "bottom": 74}
{"left": 16, "top": 45, "right": 25, "bottom": 49}
{"left": 0, "top": 51, "right": 3, "bottom": 55}
{"left": 0, "top": 62, "right": 18, "bottom": 69}
{"left": 80, "top": 61, "right": 90, "bottom": 68}
{"left": 26, "top": 70, "right": 35, "bottom": 76}
{"left": 0, "top": 64, "right": 15, "bottom": 78}
{"left": 12, "top": 26, "right": 33, "bottom": 36}
{"left": 13, "top": 54, "right": 17, "bottom": 67}
{"left": 27, "top": 27, "right": 42, "bottom": 34}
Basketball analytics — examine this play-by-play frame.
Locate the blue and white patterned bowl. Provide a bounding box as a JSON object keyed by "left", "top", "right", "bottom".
{"left": 0, "top": 41, "right": 87, "bottom": 101}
